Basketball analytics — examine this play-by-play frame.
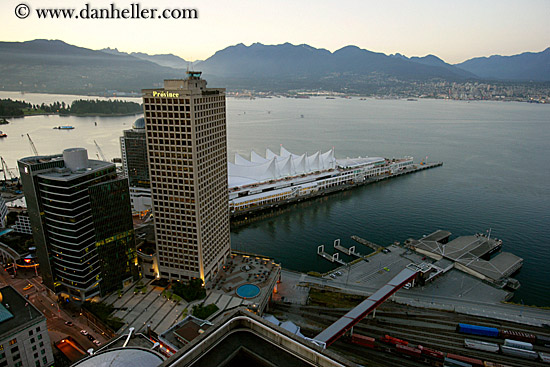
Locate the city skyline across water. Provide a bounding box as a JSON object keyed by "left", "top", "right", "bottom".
{"left": 1, "top": 92, "right": 549, "bottom": 306}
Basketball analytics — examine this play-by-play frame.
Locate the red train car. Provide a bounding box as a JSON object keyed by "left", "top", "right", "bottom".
{"left": 418, "top": 345, "right": 445, "bottom": 360}
{"left": 351, "top": 334, "right": 376, "bottom": 348}
{"left": 446, "top": 353, "right": 484, "bottom": 367}
{"left": 396, "top": 344, "right": 422, "bottom": 358}
{"left": 380, "top": 334, "right": 408, "bottom": 346}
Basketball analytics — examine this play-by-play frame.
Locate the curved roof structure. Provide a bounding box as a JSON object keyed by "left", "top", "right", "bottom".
{"left": 72, "top": 347, "right": 164, "bottom": 367}
{"left": 132, "top": 117, "right": 145, "bottom": 129}
{"left": 228, "top": 146, "right": 336, "bottom": 188}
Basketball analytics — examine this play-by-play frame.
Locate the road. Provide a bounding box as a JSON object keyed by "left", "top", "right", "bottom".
{"left": 0, "top": 267, "right": 108, "bottom": 354}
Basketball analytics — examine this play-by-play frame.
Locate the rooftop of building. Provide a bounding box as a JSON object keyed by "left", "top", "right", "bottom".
{"left": 456, "top": 252, "right": 523, "bottom": 281}
{"left": 72, "top": 347, "right": 164, "bottom": 367}
{"left": 19, "top": 149, "right": 114, "bottom": 181}
{"left": 408, "top": 231, "right": 523, "bottom": 282}
{"left": 0, "top": 285, "right": 44, "bottom": 341}
{"left": 142, "top": 72, "right": 225, "bottom": 95}
{"left": 162, "top": 309, "right": 355, "bottom": 367}
{"left": 422, "top": 229, "right": 452, "bottom": 243}
{"left": 133, "top": 117, "right": 145, "bottom": 129}
{"left": 72, "top": 331, "right": 165, "bottom": 366}
{"left": 99, "top": 331, "right": 158, "bottom": 351}
{"left": 36, "top": 159, "right": 113, "bottom": 181}
{"left": 159, "top": 316, "right": 212, "bottom": 351}
{"left": 410, "top": 233, "right": 502, "bottom": 262}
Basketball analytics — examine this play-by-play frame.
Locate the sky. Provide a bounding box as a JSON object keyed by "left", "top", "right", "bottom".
{"left": 1, "top": 0, "right": 549, "bottom": 64}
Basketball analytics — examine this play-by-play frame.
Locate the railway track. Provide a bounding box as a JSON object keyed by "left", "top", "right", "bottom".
{"left": 271, "top": 301, "right": 550, "bottom": 366}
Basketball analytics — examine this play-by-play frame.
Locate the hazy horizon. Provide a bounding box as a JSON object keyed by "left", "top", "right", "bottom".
{"left": 1, "top": 0, "right": 549, "bottom": 64}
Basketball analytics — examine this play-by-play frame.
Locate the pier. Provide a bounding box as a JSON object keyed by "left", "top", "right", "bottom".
{"left": 351, "top": 235, "right": 382, "bottom": 251}
{"left": 407, "top": 230, "right": 523, "bottom": 289}
{"left": 317, "top": 245, "right": 346, "bottom": 265}
{"left": 332, "top": 239, "right": 363, "bottom": 258}
{"left": 230, "top": 161, "right": 443, "bottom": 219}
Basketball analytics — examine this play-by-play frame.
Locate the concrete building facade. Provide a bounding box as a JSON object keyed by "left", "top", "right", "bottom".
{"left": 142, "top": 72, "right": 230, "bottom": 283}
{"left": 0, "top": 286, "right": 53, "bottom": 367}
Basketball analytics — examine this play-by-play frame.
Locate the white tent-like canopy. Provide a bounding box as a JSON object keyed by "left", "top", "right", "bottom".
{"left": 228, "top": 146, "right": 336, "bottom": 188}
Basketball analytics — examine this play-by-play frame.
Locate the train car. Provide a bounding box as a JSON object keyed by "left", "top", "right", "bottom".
{"left": 483, "top": 362, "right": 513, "bottom": 367}
{"left": 457, "top": 323, "right": 499, "bottom": 338}
{"left": 500, "top": 329, "right": 536, "bottom": 343}
{"left": 538, "top": 351, "right": 550, "bottom": 364}
{"left": 500, "top": 345, "right": 539, "bottom": 360}
{"left": 503, "top": 338, "right": 533, "bottom": 351}
{"left": 464, "top": 339, "right": 500, "bottom": 353}
{"left": 446, "top": 353, "right": 484, "bottom": 367}
{"left": 418, "top": 344, "right": 445, "bottom": 360}
{"left": 380, "top": 334, "right": 408, "bottom": 346}
{"left": 444, "top": 357, "right": 472, "bottom": 367}
{"left": 536, "top": 334, "right": 550, "bottom": 347}
{"left": 395, "top": 344, "right": 422, "bottom": 358}
{"left": 351, "top": 334, "right": 376, "bottom": 348}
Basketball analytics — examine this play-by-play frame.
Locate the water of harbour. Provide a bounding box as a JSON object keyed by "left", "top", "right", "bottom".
{"left": 0, "top": 91, "right": 549, "bottom": 306}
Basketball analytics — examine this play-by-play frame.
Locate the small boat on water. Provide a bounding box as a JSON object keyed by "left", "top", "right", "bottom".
{"left": 0, "top": 131, "right": 7, "bottom": 138}
{"left": 53, "top": 125, "right": 75, "bottom": 130}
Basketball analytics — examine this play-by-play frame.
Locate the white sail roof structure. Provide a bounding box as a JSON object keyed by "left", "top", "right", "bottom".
{"left": 228, "top": 146, "right": 336, "bottom": 188}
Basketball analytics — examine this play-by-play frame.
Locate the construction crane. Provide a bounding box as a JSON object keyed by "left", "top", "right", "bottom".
{"left": 1, "top": 156, "right": 19, "bottom": 188}
{"left": 94, "top": 140, "right": 107, "bottom": 161}
{"left": 1, "top": 157, "right": 16, "bottom": 181}
{"left": 27, "top": 133, "right": 38, "bottom": 156}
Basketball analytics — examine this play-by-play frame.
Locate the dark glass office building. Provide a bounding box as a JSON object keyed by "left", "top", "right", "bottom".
{"left": 18, "top": 148, "right": 138, "bottom": 301}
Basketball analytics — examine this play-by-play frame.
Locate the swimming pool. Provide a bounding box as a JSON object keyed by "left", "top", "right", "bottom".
{"left": 236, "top": 284, "right": 260, "bottom": 299}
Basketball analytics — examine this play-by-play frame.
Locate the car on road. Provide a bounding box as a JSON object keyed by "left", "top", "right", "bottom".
{"left": 64, "top": 321, "right": 73, "bottom": 327}
{"left": 93, "top": 340, "right": 101, "bottom": 347}
{"left": 23, "top": 284, "right": 34, "bottom": 291}
{"left": 383, "top": 267, "right": 390, "bottom": 272}
{"left": 329, "top": 274, "right": 336, "bottom": 279}
{"left": 403, "top": 283, "right": 412, "bottom": 290}
{"left": 80, "top": 330, "right": 88, "bottom": 336}
{"left": 335, "top": 271, "right": 342, "bottom": 276}
{"left": 87, "top": 334, "right": 95, "bottom": 341}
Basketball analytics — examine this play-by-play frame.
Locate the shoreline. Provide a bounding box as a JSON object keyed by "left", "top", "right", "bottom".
{"left": 1, "top": 89, "right": 548, "bottom": 105}
{"left": 0, "top": 112, "right": 143, "bottom": 119}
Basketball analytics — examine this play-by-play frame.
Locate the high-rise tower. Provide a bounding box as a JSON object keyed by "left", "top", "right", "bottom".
{"left": 120, "top": 117, "right": 152, "bottom": 213}
{"left": 18, "top": 148, "right": 138, "bottom": 300}
{"left": 142, "top": 72, "right": 230, "bottom": 283}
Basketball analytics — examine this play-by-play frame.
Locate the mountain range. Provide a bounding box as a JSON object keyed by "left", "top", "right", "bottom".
{"left": 0, "top": 39, "right": 548, "bottom": 95}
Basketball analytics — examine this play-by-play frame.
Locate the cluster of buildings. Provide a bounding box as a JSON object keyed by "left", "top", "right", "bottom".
{"left": 2, "top": 73, "right": 440, "bottom": 367}
{"left": 16, "top": 72, "right": 231, "bottom": 302}
{"left": 5, "top": 70, "right": 425, "bottom": 303}
{"left": 4, "top": 72, "right": 361, "bottom": 367}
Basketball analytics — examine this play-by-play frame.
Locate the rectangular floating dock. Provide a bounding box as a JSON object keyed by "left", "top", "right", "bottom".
{"left": 317, "top": 244, "right": 346, "bottom": 265}
{"left": 333, "top": 239, "right": 363, "bottom": 258}
{"left": 351, "top": 235, "right": 382, "bottom": 251}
